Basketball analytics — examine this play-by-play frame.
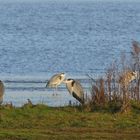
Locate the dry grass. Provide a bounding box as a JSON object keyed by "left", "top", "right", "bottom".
{"left": 86, "top": 41, "right": 140, "bottom": 113}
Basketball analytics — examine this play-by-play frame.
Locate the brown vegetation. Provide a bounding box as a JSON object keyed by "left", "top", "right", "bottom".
{"left": 87, "top": 41, "right": 140, "bottom": 113}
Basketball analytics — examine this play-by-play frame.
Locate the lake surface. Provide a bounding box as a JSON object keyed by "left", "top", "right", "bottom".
{"left": 0, "top": 0, "right": 140, "bottom": 106}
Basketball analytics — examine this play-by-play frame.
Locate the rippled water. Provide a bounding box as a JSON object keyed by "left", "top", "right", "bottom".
{"left": 0, "top": 0, "right": 140, "bottom": 106}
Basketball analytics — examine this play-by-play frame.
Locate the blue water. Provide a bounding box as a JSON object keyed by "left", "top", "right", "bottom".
{"left": 0, "top": 0, "right": 140, "bottom": 106}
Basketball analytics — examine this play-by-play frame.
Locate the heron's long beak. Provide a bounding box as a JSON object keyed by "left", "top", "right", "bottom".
{"left": 62, "top": 80, "right": 67, "bottom": 84}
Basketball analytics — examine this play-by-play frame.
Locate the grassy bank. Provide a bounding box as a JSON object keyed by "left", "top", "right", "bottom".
{"left": 0, "top": 104, "right": 140, "bottom": 140}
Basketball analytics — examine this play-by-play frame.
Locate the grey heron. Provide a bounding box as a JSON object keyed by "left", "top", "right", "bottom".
{"left": 64, "top": 79, "right": 84, "bottom": 104}
{"left": 0, "top": 80, "right": 4, "bottom": 105}
{"left": 46, "top": 73, "right": 66, "bottom": 93}
{"left": 119, "top": 70, "right": 138, "bottom": 87}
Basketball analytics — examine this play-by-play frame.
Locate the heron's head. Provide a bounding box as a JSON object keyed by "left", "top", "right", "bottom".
{"left": 60, "top": 73, "right": 66, "bottom": 81}
{"left": 63, "top": 78, "right": 73, "bottom": 83}
{"left": 61, "top": 72, "right": 65, "bottom": 74}
{"left": 131, "top": 71, "right": 138, "bottom": 79}
{"left": 60, "top": 72, "right": 65, "bottom": 77}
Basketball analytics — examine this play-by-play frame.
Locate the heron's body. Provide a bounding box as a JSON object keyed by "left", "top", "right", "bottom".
{"left": 0, "top": 80, "right": 4, "bottom": 104}
{"left": 46, "top": 73, "right": 65, "bottom": 88}
{"left": 65, "top": 79, "right": 84, "bottom": 104}
{"left": 119, "top": 70, "right": 137, "bottom": 87}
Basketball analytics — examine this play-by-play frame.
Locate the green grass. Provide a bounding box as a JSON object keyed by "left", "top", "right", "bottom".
{"left": 0, "top": 104, "right": 140, "bottom": 140}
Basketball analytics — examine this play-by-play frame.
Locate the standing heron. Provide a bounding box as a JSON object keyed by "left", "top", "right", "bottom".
{"left": 0, "top": 80, "right": 4, "bottom": 105}
{"left": 118, "top": 70, "right": 138, "bottom": 105}
{"left": 119, "top": 70, "right": 138, "bottom": 87}
{"left": 46, "top": 73, "right": 66, "bottom": 93}
{"left": 64, "top": 79, "right": 84, "bottom": 104}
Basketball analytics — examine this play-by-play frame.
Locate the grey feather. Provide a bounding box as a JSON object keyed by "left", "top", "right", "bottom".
{"left": 46, "top": 73, "right": 65, "bottom": 88}
{"left": 65, "top": 79, "right": 84, "bottom": 104}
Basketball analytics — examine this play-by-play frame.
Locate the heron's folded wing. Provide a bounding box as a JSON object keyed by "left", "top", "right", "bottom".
{"left": 72, "top": 92, "right": 84, "bottom": 104}
{"left": 73, "top": 80, "right": 84, "bottom": 99}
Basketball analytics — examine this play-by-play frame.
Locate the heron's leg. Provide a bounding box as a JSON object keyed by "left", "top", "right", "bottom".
{"left": 55, "top": 86, "right": 58, "bottom": 95}
{"left": 52, "top": 88, "right": 55, "bottom": 96}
